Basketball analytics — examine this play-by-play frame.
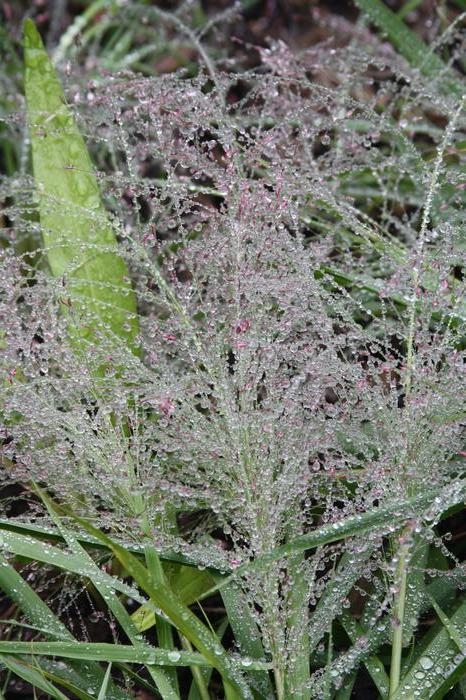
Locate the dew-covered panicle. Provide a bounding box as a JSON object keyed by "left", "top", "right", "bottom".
{"left": 1, "top": 29, "right": 465, "bottom": 694}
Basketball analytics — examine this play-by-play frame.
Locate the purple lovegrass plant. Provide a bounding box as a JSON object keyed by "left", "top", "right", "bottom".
{"left": 1, "top": 27, "right": 465, "bottom": 697}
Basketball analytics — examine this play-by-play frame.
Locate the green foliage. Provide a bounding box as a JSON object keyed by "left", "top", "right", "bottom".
{"left": 0, "top": 4, "right": 465, "bottom": 700}
{"left": 24, "top": 18, "right": 138, "bottom": 356}
{"left": 353, "top": 0, "right": 464, "bottom": 97}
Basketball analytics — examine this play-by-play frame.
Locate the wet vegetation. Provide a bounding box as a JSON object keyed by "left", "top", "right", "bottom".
{"left": 0, "top": 1, "right": 465, "bottom": 698}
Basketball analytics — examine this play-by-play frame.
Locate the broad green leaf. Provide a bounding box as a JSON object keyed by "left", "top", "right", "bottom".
{"left": 23, "top": 18, "right": 138, "bottom": 356}
{"left": 167, "top": 563, "right": 215, "bottom": 604}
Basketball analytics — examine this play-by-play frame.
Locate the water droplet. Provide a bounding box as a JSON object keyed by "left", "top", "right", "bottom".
{"left": 419, "top": 656, "right": 434, "bottom": 670}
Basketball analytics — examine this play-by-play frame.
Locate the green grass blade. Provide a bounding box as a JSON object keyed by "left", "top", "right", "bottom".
{"left": 0, "top": 528, "right": 156, "bottom": 609}
{"left": 215, "top": 576, "right": 274, "bottom": 699}
{"left": 97, "top": 664, "right": 112, "bottom": 700}
{"left": 0, "top": 642, "right": 205, "bottom": 666}
{"left": 283, "top": 554, "right": 310, "bottom": 700}
{"left": 334, "top": 672, "right": 357, "bottom": 700}
{"left": 0, "top": 553, "right": 72, "bottom": 641}
{"left": 141, "top": 542, "right": 180, "bottom": 694}
{"left": 308, "top": 549, "right": 374, "bottom": 656}
{"left": 21, "top": 658, "right": 124, "bottom": 700}
{"left": 0, "top": 656, "right": 70, "bottom": 700}
{"left": 353, "top": 0, "right": 463, "bottom": 96}
{"left": 0, "top": 519, "right": 197, "bottom": 569}
{"left": 0, "top": 555, "right": 129, "bottom": 699}
{"left": 397, "top": 0, "right": 424, "bottom": 19}
{"left": 393, "top": 595, "right": 466, "bottom": 699}
{"left": 34, "top": 488, "right": 180, "bottom": 699}
{"left": 69, "top": 514, "right": 254, "bottom": 699}
{"left": 23, "top": 18, "right": 138, "bottom": 356}
{"left": 52, "top": 0, "right": 116, "bottom": 65}
{"left": 340, "top": 615, "right": 390, "bottom": 697}
{"left": 400, "top": 540, "right": 429, "bottom": 645}
{"left": 225, "top": 489, "right": 446, "bottom": 584}
{"left": 428, "top": 595, "right": 465, "bottom": 650}
{"left": 187, "top": 618, "right": 230, "bottom": 700}
{"left": 0, "top": 642, "right": 270, "bottom": 671}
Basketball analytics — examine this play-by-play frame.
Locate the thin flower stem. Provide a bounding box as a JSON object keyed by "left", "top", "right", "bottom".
{"left": 389, "top": 93, "right": 466, "bottom": 698}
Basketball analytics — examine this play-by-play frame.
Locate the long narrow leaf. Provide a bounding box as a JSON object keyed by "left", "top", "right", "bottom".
{"left": 0, "top": 556, "right": 128, "bottom": 699}
{"left": 340, "top": 615, "right": 390, "bottom": 697}
{"left": 221, "top": 488, "right": 447, "bottom": 586}
{"left": 97, "top": 663, "right": 112, "bottom": 700}
{"left": 70, "top": 515, "right": 254, "bottom": 699}
{"left": 35, "top": 488, "right": 181, "bottom": 699}
{"left": 0, "top": 642, "right": 205, "bottom": 666}
{"left": 215, "top": 575, "right": 273, "bottom": 699}
{"left": 0, "top": 528, "right": 155, "bottom": 609}
{"left": 0, "top": 642, "right": 270, "bottom": 670}
{"left": 393, "top": 595, "right": 466, "bottom": 699}
{"left": 0, "top": 656, "right": 69, "bottom": 700}
{"left": 0, "top": 554, "right": 72, "bottom": 641}
{"left": 11, "top": 657, "right": 123, "bottom": 700}
{"left": 0, "top": 518, "right": 197, "bottom": 568}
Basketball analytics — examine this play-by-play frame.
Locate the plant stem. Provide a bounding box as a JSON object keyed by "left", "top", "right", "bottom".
{"left": 388, "top": 86, "right": 466, "bottom": 700}
{"left": 274, "top": 666, "right": 285, "bottom": 700}
{"left": 388, "top": 535, "right": 411, "bottom": 698}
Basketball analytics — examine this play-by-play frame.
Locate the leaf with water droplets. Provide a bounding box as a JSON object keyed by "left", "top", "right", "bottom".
{"left": 68, "top": 513, "right": 254, "bottom": 699}
{"left": 214, "top": 574, "right": 274, "bottom": 698}
{"left": 0, "top": 656, "right": 70, "bottom": 700}
{"left": 392, "top": 593, "right": 466, "bottom": 699}
{"left": 23, "top": 19, "right": 138, "bottom": 357}
{"left": 0, "top": 554, "right": 129, "bottom": 699}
